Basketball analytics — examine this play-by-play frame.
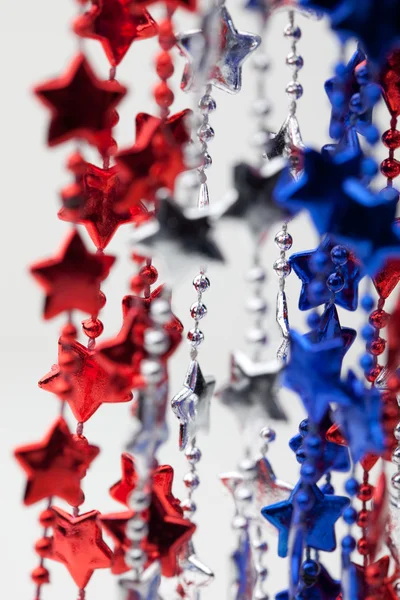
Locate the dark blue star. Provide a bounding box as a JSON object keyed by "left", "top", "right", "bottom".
{"left": 273, "top": 147, "right": 362, "bottom": 233}
{"left": 289, "top": 236, "right": 362, "bottom": 311}
{"left": 284, "top": 325, "right": 347, "bottom": 423}
{"left": 262, "top": 482, "right": 349, "bottom": 558}
{"left": 325, "top": 48, "right": 372, "bottom": 140}
{"left": 332, "top": 370, "right": 385, "bottom": 464}
{"left": 328, "top": 181, "right": 400, "bottom": 275}
{"left": 275, "top": 563, "right": 342, "bottom": 600}
{"left": 299, "top": 0, "right": 400, "bottom": 65}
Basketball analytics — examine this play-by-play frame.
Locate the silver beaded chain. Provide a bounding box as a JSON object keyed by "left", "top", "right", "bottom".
{"left": 391, "top": 423, "right": 400, "bottom": 507}
{"left": 246, "top": 240, "right": 268, "bottom": 362}
{"left": 197, "top": 85, "right": 215, "bottom": 208}
{"left": 284, "top": 10, "right": 303, "bottom": 124}
{"left": 250, "top": 13, "right": 271, "bottom": 167}
{"left": 274, "top": 225, "right": 292, "bottom": 361}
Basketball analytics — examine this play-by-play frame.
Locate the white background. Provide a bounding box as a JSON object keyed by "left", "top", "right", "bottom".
{"left": 0, "top": 1, "right": 393, "bottom": 598}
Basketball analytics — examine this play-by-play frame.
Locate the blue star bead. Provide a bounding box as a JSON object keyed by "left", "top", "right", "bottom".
{"left": 284, "top": 328, "right": 346, "bottom": 423}
{"left": 289, "top": 412, "right": 351, "bottom": 479}
{"left": 289, "top": 236, "right": 362, "bottom": 311}
{"left": 327, "top": 181, "right": 400, "bottom": 275}
{"left": 332, "top": 370, "right": 385, "bottom": 464}
{"left": 273, "top": 147, "right": 362, "bottom": 232}
{"left": 325, "top": 48, "right": 373, "bottom": 140}
{"left": 262, "top": 482, "right": 349, "bottom": 558}
{"left": 299, "top": 0, "right": 400, "bottom": 65}
{"left": 275, "top": 563, "right": 341, "bottom": 600}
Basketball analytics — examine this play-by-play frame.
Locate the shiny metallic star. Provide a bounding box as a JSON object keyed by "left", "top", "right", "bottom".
{"left": 119, "top": 562, "right": 161, "bottom": 600}
{"left": 254, "top": 456, "right": 293, "bottom": 509}
{"left": 179, "top": 540, "right": 214, "bottom": 597}
{"left": 171, "top": 360, "right": 215, "bottom": 451}
{"left": 218, "top": 350, "right": 286, "bottom": 423}
{"left": 177, "top": 5, "right": 261, "bottom": 94}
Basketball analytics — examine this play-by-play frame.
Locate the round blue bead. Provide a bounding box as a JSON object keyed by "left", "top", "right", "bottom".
{"left": 307, "top": 311, "right": 320, "bottom": 329}
{"left": 361, "top": 157, "right": 378, "bottom": 177}
{"left": 334, "top": 62, "right": 346, "bottom": 78}
{"left": 299, "top": 419, "right": 309, "bottom": 436}
{"left": 330, "top": 245, "right": 349, "bottom": 266}
{"left": 302, "top": 559, "right": 320, "bottom": 577}
{"left": 295, "top": 490, "right": 315, "bottom": 511}
{"left": 361, "top": 324, "right": 375, "bottom": 341}
{"left": 365, "top": 124, "right": 380, "bottom": 145}
{"left": 296, "top": 449, "right": 306, "bottom": 464}
{"left": 326, "top": 271, "right": 345, "bottom": 293}
{"left": 343, "top": 506, "right": 357, "bottom": 525}
{"left": 361, "top": 294, "right": 374, "bottom": 312}
{"left": 321, "top": 482, "right": 335, "bottom": 495}
{"left": 305, "top": 435, "right": 322, "bottom": 456}
{"left": 300, "top": 463, "right": 317, "bottom": 483}
{"left": 345, "top": 477, "right": 359, "bottom": 497}
{"left": 359, "top": 353, "right": 374, "bottom": 371}
{"left": 342, "top": 534, "right": 356, "bottom": 553}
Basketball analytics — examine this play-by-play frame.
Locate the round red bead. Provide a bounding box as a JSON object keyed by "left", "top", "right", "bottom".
{"left": 154, "top": 82, "right": 174, "bottom": 108}
{"left": 367, "top": 337, "right": 386, "bottom": 355}
{"left": 98, "top": 291, "right": 107, "bottom": 309}
{"left": 369, "top": 309, "right": 390, "bottom": 329}
{"left": 365, "top": 364, "right": 383, "bottom": 383}
{"left": 158, "top": 20, "right": 175, "bottom": 50}
{"left": 357, "top": 509, "right": 369, "bottom": 528}
{"left": 39, "top": 509, "right": 55, "bottom": 528}
{"left": 357, "top": 537, "right": 370, "bottom": 555}
{"left": 139, "top": 265, "right": 158, "bottom": 286}
{"left": 357, "top": 483, "right": 374, "bottom": 502}
{"left": 31, "top": 566, "right": 50, "bottom": 585}
{"left": 35, "top": 537, "right": 52, "bottom": 557}
{"left": 82, "top": 317, "right": 104, "bottom": 339}
{"left": 380, "top": 157, "right": 400, "bottom": 179}
{"left": 156, "top": 51, "right": 174, "bottom": 80}
{"left": 382, "top": 129, "right": 400, "bottom": 149}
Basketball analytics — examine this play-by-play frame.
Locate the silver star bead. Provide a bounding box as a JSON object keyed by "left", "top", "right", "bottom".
{"left": 119, "top": 562, "right": 161, "bottom": 600}
{"left": 218, "top": 350, "right": 286, "bottom": 423}
{"left": 171, "top": 360, "right": 215, "bottom": 451}
{"left": 177, "top": 5, "right": 261, "bottom": 94}
{"left": 266, "top": 114, "right": 305, "bottom": 179}
{"left": 254, "top": 455, "right": 293, "bottom": 510}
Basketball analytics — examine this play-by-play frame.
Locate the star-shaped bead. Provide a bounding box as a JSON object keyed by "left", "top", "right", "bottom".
{"left": 116, "top": 111, "right": 191, "bottom": 210}
{"left": 373, "top": 258, "right": 400, "bottom": 300}
{"left": 118, "top": 562, "right": 162, "bottom": 600}
{"left": 39, "top": 337, "right": 132, "bottom": 422}
{"left": 353, "top": 556, "right": 397, "bottom": 600}
{"left": 267, "top": 114, "right": 305, "bottom": 179}
{"left": 218, "top": 350, "right": 287, "bottom": 423}
{"left": 14, "top": 418, "right": 99, "bottom": 506}
{"left": 219, "top": 158, "right": 289, "bottom": 234}
{"left": 331, "top": 370, "right": 385, "bottom": 463}
{"left": 325, "top": 422, "right": 379, "bottom": 472}
{"left": 276, "top": 563, "right": 342, "bottom": 600}
{"left": 73, "top": 0, "right": 157, "bottom": 66}
{"left": 290, "top": 236, "right": 362, "bottom": 311}
{"left": 177, "top": 5, "right": 260, "bottom": 94}
{"left": 171, "top": 360, "right": 215, "bottom": 451}
{"left": 262, "top": 482, "right": 349, "bottom": 557}
{"left": 30, "top": 229, "right": 115, "bottom": 319}
{"left": 34, "top": 53, "right": 126, "bottom": 148}
{"left": 283, "top": 328, "right": 346, "bottom": 423}
{"left": 253, "top": 456, "right": 293, "bottom": 511}
{"left": 178, "top": 540, "right": 214, "bottom": 596}
{"left": 274, "top": 146, "right": 362, "bottom": 234}
{"left": 59, "top": 160, "right": 149, "bottom": 250}
{"left": 381, "top": 50, "right": 400, "bottom": 118}
{"left": 133, "top": 195, "right": 224, "bottom": 263}
{"left": 101, "top": 464, "right": 196, "bottom": 577}
{"left": 47, "top": 507, "right": 113, "bottom": 588}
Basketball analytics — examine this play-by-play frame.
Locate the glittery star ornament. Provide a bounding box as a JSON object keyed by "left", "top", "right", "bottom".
{"left": 73, "top": 0, "right": 157, "bottom": 66}
{"left": 46, "top": 507, "right": 112, "bottom": 588}
{"left": 262, "top": 482, "right": 349, "bottom": 557}
{"left": 14, "top": 418, "right": 99, "bottom": 506}
{"left": 116, "top": 111, "right": 191, "bottom": 210}
{"left": 171, "top": 360, "right": 214, "bottom": 451}
{"left": 101, "top": 465, "right": 195, "bottom": 576}
{"left": 381, "top": 50, "right": 400, "bottom": 118}
{"left": 290, "top": 237, "right": 362, "bottom": 311}
{"left": 332, "top": 370, "right": 385, "bottom": 463}
{"left": 177, "top": 5, "right": 261, "bottom": 94}
{"left": 34, "top": 53, "right": 126, "bottom": 148}
{"left": 39, "top": 337, "right": 132, "bottom": 422}
{"left": 254, "top": 456, "right": 293, "bottom": 510}
{"left": 276, "top": 563, "right": 342, "bottom": 600}
{"left": 133, "top": 195, "right": 224, "bottom": 263}
{"left": 283, "top": 328, "right": 346, "bottom": 423}
{"left": 59, "top": 159, "right": 150, "bottom": 250}
{"left": 218, "top": 350, "right": 286, "bottom": 423}
{"left": 30, "top": 229, "right": 115, "bottom": 319}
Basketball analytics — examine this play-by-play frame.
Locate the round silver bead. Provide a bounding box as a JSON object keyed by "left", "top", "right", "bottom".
{"left": 125, "top": 547, "right": 146, "bottom": 570}
{"left": 284, "top": 24, "right": 301, "bottom": 40}
{"left": 286, "top": 52, "right": 304, "bottom": 70}
{"left": 274, "top": 230, "right": 293, "bottom": 251}
{"left": 252, "top": 99, "right": 271, "bottom": 117}
{"left": 198, "top": 94, "right": 216, "bottom": 114}
{"left": 246, "top": 327, "right": 267, "bottom": 346}
{"left": 246, "top": 265, "right": 266, "bottom": 283}
{"left": 393, "top": 446, "right": 400, "bottom": 465}
{"left": 126, "top": 517, "right": 148, "bottom": 542}
{"left": 251, "top": 129, "right": 270, "bottom": 150}
{"left": 392, "top": 472, "right": 400, "bottom": 490}
{"left": 190, "top": 302, "right": 207, "bottom": 320}
{"left": 198, "top": 123, "right": 215, "bottom": 143}
{"left": 246, "top": 296, "right": 267, "bottom": 315}
{"left": 140, "top": 358, "right": 163, "bottom": 384}
{"left": 260, "top": 426, "right": 276, "bottom": 443}
{"left": 256, "top": 566, "right": 268, "bottom": 580}
{"left": 203, "top": 152, "right": 212, "bottom": 169}
{"left": 394, "top": 423, "right": 400, "bottom": 441}
{"left": 185, "top": 446, "right": 202, "bottom": 464}
{"left": 253, "top": 539, "right": 268, "bottom": 553}
{"left": 238, "top": 457, "right": 258, "bottom": 480}
{"left": 183, "top": 471, "right": 200, "bottom": 490}
{"left": 187, "top": 328, "right": 204, "bottom": 347}
{"left": 286, "top": 81, "right": 303, "bottom": 100}
{"left": 193, "top": 273, "right": 210, "bottom": 293}
{"left": 144, "top": 328, "right": 169, "bottom": 356}
{"left": 128, "top": 489, "right": 151, "bottom": 512}
{"left": 150, "top": 298, "right": 172, "bottom": 325}
{"left": 235, "top": 486, "right": 253, "bottom": 504}
{"left": 253, "top": 592, "right": 269, "bottom": 600}
{"left": 252, "top": 54, "right": 269, "bottom": 71}
{"left": 273, "top": 258, "right": 291, "bottom": 278}
{"left": 181, "top": 498, "right": 197, "bottom": 517}
{"left": 232, "top": 515, "right": 248, "bottom": 531}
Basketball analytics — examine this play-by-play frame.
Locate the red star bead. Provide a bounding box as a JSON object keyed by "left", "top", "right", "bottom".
{"left": 34, "top": 53, "right": 126, "bottom": 148}
{"left": 326, "top": 423, "right": 379, "bottom": 472}
{"left": 115, "top": 110, "right": 191, "bottom": 211}
{"left": 59, "top": 160, "right": 150, "bottom": 250}
{"left": 30, "top": 230, "right": 115, "bottom": 319}
{"left": 354, "top": 556, "right": 397, "bottom": 600}
{"left": 73, "top": 0, "right": 157, "bottom": 66}
{"left": 14, "top": 418, "right": 99, "bottom": 506}
{"left": 110, "top": 452, "right": 138, "bottom": 506}
{"left": 39, "top": 337, "right": 132, "bottom": 422}
{"left": 47, "top": 507, "right": 113, "bottom": 589}
{"left": 381, "top": 50, "right": 400, "bottom": 118}
{"left": 372, "top": 258, "right": 400, "bottom": 300}
{"left": 101, "top": 463, "right": 195, "bottom": 577}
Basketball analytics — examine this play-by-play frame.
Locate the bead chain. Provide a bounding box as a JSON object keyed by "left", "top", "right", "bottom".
{"left": 251, "top": 13, "right": 271, "bottom": 167}
{"left": 274, "top": 224, "right": 292, "bottom": 361}
{"left": 284, "top": 9, "right": 303, "bottom": 175}
{"left": 246, "top": 241, "right": 268, "bottom": 363}
{"left": 197, "top": 85, "right": 215, "bottom": 208}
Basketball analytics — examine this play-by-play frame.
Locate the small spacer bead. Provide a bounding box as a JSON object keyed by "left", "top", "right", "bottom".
{"left": 35, "top": 537, "right": 52, "bottom": 557}
{"left": 31, "top": 566, "right": 50, "bottom": 585}
{"left": 39, "top": 508, "right": 55, "bottom": 528}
